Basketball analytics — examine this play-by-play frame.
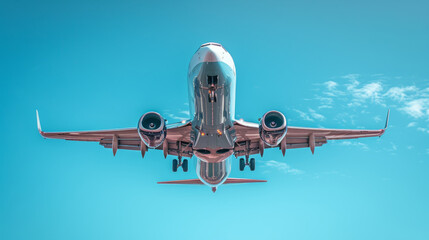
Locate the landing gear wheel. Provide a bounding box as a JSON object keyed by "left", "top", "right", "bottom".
{"left": 239, "top": 158, "right": 245, "bottom": 171}
{"left": 172, "top": 159, "right": 178, "bottom": 172}
{"left": 182, "top": 159, "right": 188, "bottom": 172}
{"left": 249, "top": 158, "right": 255, "bottom": 171}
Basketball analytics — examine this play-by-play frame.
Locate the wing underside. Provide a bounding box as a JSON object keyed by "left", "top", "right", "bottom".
{"left": 233, "top": 110, "right": 389, "bottom": 157}
{"left": 36, "top": 110, "right": 193, "bottom": 157}
{"left": 36, "top": 110, "right": 389, "bottom": 158}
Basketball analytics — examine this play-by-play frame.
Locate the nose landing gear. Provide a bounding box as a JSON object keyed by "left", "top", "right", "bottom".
{"left": 172, "top": 158, "right": 188, "bottom": 172}
{"left": 239, "top": 157, "right": 256, "bottom": 171}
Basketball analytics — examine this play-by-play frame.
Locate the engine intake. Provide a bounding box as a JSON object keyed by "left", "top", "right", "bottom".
{"left": 259, "top": 110, "right": 287, "bottom": 146}
{"left": 138, "top": 112, "right": 166, "bottom": 148}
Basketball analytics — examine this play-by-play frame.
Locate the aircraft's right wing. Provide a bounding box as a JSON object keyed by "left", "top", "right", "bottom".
{"left": 36, "top": 110, "right": 193, "bottom": 158}
{"left": 234, "top": 110, "right": 389, "bottom": 157}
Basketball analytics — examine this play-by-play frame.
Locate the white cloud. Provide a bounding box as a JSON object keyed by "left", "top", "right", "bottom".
{"left": 295, "top": 108, "right": 325, "bottom": 122}
{"left": 417, "top": 127, "right": 429, "bottom": 134}
{"left": 324, "top": 81, "right": 338, "bottom": 91}
{"left": 295, "top": 109, "right": 313, "bottom": 121}
{"left": 166, "top": 113, "right": 188, "bottom": 121}
{"left": 321, "top": 74, "right": 385, "bottom": 108}
{"left": 179, "top": 110, "right": 190, "bottom": 116}
{"left": 318, "top": 105, "right": 333, "bottom": 109}
{"left": 309, "top": 108, "right": 325, "bottom": 121}
{"left": 385, "top": 86, "right": 417, "bottom": 101}
{"left": 339, "top": 141, "right": 369, "bottom": 150}
{"left": 323, "top": 81, "right": 344, "bottom": 96}
{"left": 374, "top": 116, "right": 382, "bottom": 122}
{"left": 349, "top": 81, "right": 384, "bottom": 104}
{"left": 401, "top": 98, "right": 429, "bottom": 119}
{"left": 320, "top": 74, "right": 429, "bottom": 121}
{"left": 314, "top": 96, "right": 334, "bottom": 109}
{"left": 165, "top": 109, "right": 191, "bottom": 121}
{"left": 264, "top": 160, "right": 304, "bottom": 175}
{"left": 407, "top": 122, "right": 417, "bottom": 127}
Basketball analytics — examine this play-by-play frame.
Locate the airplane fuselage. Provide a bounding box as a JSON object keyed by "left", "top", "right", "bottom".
{"left": 187, "top": 43, "right": 237, "bottom": 187}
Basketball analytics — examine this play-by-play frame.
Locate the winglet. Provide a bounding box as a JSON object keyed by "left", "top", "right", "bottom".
{"left": 379, "top": 109, "right": 390, "bottom": 137}
{"left": 385, "top": 109, "right": 390, "bottom": 129}
{"left": 36, "top": 110, "right": 43, "bottom": 135}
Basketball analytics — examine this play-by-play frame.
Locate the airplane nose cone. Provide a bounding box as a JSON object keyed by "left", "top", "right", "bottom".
{"left": 203, "top": 47, "right": 221, "bottom": 62}
{"left": 204, "top": 49, "right": 219, "bottom": 62}
{"left": 188, "top": 42, "right": 236, "bottom": 75}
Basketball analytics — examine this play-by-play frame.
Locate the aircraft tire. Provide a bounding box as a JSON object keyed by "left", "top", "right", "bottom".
{"left": 250, "top": 158, "right": 255, "bottom": 171}
{"left": 182, "top": 159, "right": 188, "bottom": 172}
{"left": 172, "top": 159, "right": 178, "bottom": 172}
{"left": 239, "top": 158, "right": 245, "bottom": 171}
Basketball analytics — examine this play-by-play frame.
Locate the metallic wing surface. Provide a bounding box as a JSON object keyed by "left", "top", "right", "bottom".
{"left": 234, "top": 110, "right": 389, "bottom": 157}
{"left": 36, "top": 110, "right": 193, "bottom": 158}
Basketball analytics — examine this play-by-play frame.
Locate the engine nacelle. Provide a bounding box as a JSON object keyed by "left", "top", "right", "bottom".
{"left": 259, "top": 110, "right": 287, "bottom": 146}
{"left": 138, "top": 112, "right": 167, "bottom": 148}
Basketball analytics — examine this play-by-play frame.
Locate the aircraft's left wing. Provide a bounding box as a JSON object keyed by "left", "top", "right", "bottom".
{"left": 234, "top": 110, "right": 389, "bottom": 157}
{"left": 36, "top": 110, "right": 193, "bottom": 158}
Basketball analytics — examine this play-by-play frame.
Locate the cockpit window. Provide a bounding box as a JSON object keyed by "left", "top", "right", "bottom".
{"left": 200, "top": 42, "right": 222, "bottom": 48}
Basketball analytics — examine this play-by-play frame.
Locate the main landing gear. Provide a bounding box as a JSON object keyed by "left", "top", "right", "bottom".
{"left": 239, "top": 157, "right": 255, "bottom": 171}
{"left": 172, "top": 158, "right": 188, "bottom": 172}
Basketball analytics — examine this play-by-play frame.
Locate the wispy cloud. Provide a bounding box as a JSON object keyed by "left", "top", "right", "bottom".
{"left": 318, "top": 74, "right": 429, "bottom": 129}
{"left": 407, "top": 122, "right": 417, "bottom": 127}
{"left": 325, "top": 81, "right": 338, "bottom": 91}
{"left": 179, "top": 110, "right": 190, "bottom": 116}
{"left": 295, "top": 108, "right": 325, "bottom": 122}
{"left": 417, "top": 127, "right": 429, "bottom": 134}
{"left": 323, "top": 81, "right": 344, "bottom": 96}
{"left": 374, "top": 116, "right": 382, "bottom": 123}
{"left": 166, "top": 113, "right": 188, "bottom": 121}
{"left": 338, "top": 141, "right": 369, "bottom": 150}
{"left": 385, "top": 86, "right": 418, "bottom": 101}
{"left": 309, "top": 108, "right": 325, "bottom": 121}
{"left": 342, "top": 75, "right": 384, "bottom": 106}
{"left": 165, "top": 108, "right": 191, "bottom": 122}
{"left": 314, "top": 96, "right": 334, "bottom": 109}
{"left": 264, "top": 160, "right": 304, "bottom": 175}
{"left": 401, "top": 98, "right": 429, "bottom": 119}
{"left": 295, "top": 109, "right": 313, "bottom": 121}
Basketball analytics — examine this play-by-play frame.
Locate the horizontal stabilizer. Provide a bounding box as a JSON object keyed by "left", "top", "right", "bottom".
{"left": 157, "top": 178, "right": 267, "bottom": 185}
{"left": 158, "top": 179, "right": 203, "bottom": 185}
{"left": 223, "top": 178, "right": 267, "bottom": 184}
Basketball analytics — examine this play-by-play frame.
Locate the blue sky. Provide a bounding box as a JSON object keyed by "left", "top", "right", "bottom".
{"left": 1, "top": 0, "right": 429, "bottom": 239}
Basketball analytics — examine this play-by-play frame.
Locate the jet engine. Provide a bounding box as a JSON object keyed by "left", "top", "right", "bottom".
{"left": 138, "top": 112, "right": 167, "bottom": 148}
{"left": 259, "top": 110, "right": 287, "bottom": 146}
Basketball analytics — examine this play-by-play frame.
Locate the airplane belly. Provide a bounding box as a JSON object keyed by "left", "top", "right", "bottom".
{"left": 187, "top": 43, "right": 237, "bottom": 163}
{"left": 188, "top": 62, "right": 236, "bottom": 162}
{"left": 196, "top": 157, "right": 231, "bottom": 187}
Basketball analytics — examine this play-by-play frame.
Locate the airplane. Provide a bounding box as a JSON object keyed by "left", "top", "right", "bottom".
{"left": 36, "top": 42, "right": 389, "bottom": 193}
